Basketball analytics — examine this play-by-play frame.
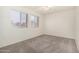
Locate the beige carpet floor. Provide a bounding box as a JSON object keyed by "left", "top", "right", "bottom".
{"left": 0, "top": 35, "right": 78, "bottom": 53}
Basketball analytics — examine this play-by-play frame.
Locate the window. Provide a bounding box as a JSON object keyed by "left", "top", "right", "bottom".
{"left": 31, "top": 15, "right": 39, "bottom": 28}
{"left": 10, "top": 10, "right": 28, "bottom": 28}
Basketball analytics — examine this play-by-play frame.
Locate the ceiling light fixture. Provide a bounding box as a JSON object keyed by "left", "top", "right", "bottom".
{"left": 47, "top": 6, "right": 52, "bottom": 8}
{"left": 39, "top": 6, "right": 53, "bottom": 11}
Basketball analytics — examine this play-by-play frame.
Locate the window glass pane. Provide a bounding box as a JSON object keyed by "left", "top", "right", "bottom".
{"left": 31, "top": 15, "right": 39, "bottom": 28}
{"left": 10, "top": 10, "right": 20, "bottom": 26}
{"left": 20, "top": 12, "right": 28, "bottom": 27}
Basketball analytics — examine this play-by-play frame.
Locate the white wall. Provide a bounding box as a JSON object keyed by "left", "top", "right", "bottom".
{"left": 0, "top": 8, "right": 4, "bottom": 46}
{"left": 75, "top": 7, "right": 79, "bottom": 51}
{"left": 0, "top": 9, "right": 2, "bottom": 39}
{"left": 0, "top": 7, "right": 43, "bottom": 48}
{"left": 44, "top": 9, "right": 75, "bottom": 39}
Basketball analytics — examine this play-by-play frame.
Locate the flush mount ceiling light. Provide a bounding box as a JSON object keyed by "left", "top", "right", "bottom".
{"left": 47, "top": 6, "right": 53, "bottom": 8}
{"left": 39, "top": 6, "right": 53, "bottom": 11}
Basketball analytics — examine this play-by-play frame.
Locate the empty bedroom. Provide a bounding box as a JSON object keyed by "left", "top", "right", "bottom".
{"left": 0, "top": 6, "right": 79, "bottom": 53}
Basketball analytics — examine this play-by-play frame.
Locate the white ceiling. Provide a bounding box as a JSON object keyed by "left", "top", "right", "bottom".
{"left": 25, "top": 6, "right": 75, "bottom": 14}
